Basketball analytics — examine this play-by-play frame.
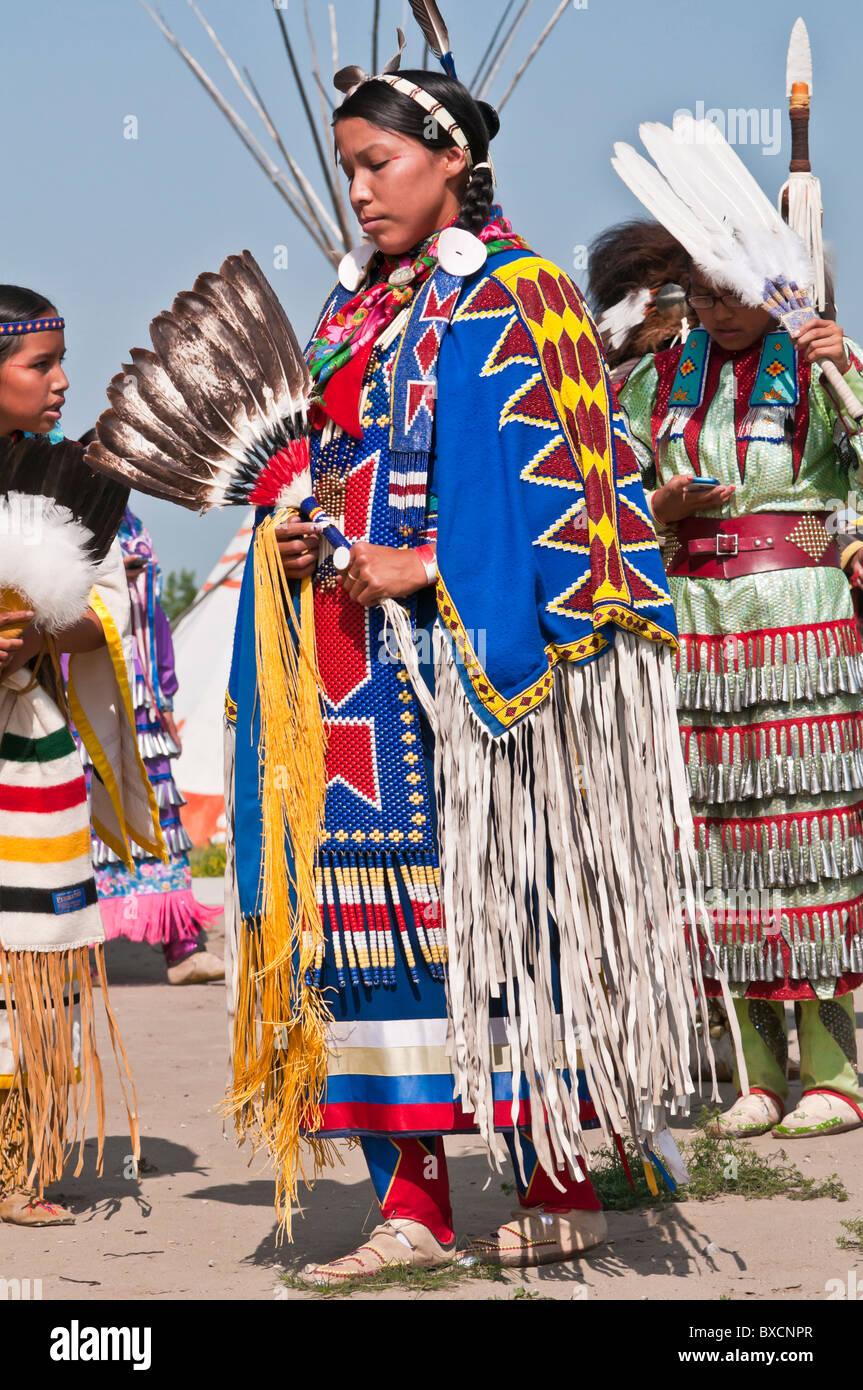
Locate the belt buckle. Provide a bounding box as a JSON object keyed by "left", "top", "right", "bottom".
{"left": 715, "top": 533, "right": 738, "bottom": 558}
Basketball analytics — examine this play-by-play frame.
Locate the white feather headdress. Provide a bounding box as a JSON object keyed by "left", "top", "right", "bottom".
{"left": 612, "top": 114, "right": 814, "bottom": 306}
{"left": 611, "top": 114, "right": 862, "bottom": 420}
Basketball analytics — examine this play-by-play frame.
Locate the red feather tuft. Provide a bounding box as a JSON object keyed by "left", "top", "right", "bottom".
{"left": 248, "top": 439, "right": 312, "bottom": 508}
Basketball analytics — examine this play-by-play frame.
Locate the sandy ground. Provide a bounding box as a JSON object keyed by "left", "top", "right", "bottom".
{"left": 3, "top": 879, "right": 862, "bottom": 1304}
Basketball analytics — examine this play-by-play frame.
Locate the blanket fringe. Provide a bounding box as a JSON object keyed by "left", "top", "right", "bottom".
{"left": 434, "top": 629, "right": 744, "bottom": 1180}
{"left": 0, "top": 943, "right": 139, "bottom": 1193}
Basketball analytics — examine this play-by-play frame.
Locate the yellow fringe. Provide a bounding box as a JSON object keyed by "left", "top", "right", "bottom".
{"left": 223, "top": 512, "right": 336, "bottom": 1240}
{"left": 642, "top": 1159, "right": 660, "bottom": 1197}
{"left": 0, "top": 944, "right": 139, "bottom": 1195}
{"left": 0, "top": 1085, "right": 28, "bottom": 1193}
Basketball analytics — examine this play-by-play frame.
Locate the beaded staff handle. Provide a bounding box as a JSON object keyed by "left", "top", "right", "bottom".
{"left": 292, "top": 499, "right": 437, "bottom": 728}
{"left": 297, "top": 498, "right": 351, "bottom": 571}
{"left": 788, "top": 82, "right": 811, "bottom": 174}
{"left": 763, "top": 278, "right": 863, "bottom": 422}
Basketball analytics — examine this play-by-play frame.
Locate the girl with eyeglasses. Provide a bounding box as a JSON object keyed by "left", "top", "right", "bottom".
{"left": 618, "top": 252, "right": 863, "bottom": 1143}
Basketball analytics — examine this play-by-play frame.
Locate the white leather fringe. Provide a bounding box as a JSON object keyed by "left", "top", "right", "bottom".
{"left": 433, "top": 628, "right": 744, "bottom": 1183}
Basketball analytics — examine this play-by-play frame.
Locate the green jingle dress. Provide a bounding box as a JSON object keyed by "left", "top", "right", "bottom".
{"left": 619, "top": 326, "right": 863, "bottom": 1112}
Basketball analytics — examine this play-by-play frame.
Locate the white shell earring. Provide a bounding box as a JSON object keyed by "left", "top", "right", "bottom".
{"left": 338, "top": 242, "right": 376, "bottom": 291}
{"left": 437, "top": 227, "right": 488, "bottom": 277}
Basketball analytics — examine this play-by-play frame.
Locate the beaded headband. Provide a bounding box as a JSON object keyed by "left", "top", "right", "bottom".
{"left": 335, "top": 8, "right": 496, "bottom": 286}
{"left": 334, "top": 27, "right": 477, "bottom": 176}
{"left": 377, "top": 74, "right": 473, "bottom": 170}
{"left": 0, "top": 317, "right": 64, "bottom": 337}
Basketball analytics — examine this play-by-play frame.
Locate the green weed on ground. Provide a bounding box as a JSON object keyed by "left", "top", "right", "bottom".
{"left": 282, "top": 1108, "right": 848, "bottom": 1298}
{"left": 836, "top": 1218, "right": 863, "bottom": 1251}
{"left": 591, "top": 1107, "right": 848, "bottom": 1211}
{"left": 281, "top": 1258, "right": 506, "bottom": 1299}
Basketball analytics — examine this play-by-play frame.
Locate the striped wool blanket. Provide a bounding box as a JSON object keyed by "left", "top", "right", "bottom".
{"left": 0, "top": 666, "right": 116, "bottom": 1189}
{"left": 0, "top": 544, "right": 162, "bottom": 1193}
{"left": 0, "top": 666, "right": 103, "bottom": 950}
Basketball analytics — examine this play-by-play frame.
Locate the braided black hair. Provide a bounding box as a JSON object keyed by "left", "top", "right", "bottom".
{"left": 334, "top": 69, "right": 499, "bottom": 234}
{"left": 0, "top": 285, "right": 58, "bottom": 366}
{"left": 457, "top": 164, "right": 495, "bottom": 234}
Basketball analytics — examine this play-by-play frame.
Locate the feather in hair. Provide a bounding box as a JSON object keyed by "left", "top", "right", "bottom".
{"left": 611, "top": 141, "right": 732, "bottom": 288}
{"left": 597, "top": 286, "right": 653, "bottom": 351}
{"left": 333, "top": 26, "right": 406, "bottom": 94}
{"left": 334, "top": 64, "right": 367, "bottom": 95}
{"left": 408, "top": 0, "right": 456, "bottom": 77}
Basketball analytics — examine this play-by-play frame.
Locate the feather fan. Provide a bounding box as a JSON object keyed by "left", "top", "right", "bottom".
{"left": 87, "top": 249, "right": 350, "bottom": 554}
{"left": 88, "top": 250, "right": 311, "bottom": 514}
{"left": 86, "top": 250, "right": 437, "bottom": 723}
{"left": 86, "top": 254, "right": 441, "bottom": 722}
{"left": 0, "top": 436, "right": 129, "bottom": 633}
{"left": 612, "top": 114, "right": 863, "bottom": 419}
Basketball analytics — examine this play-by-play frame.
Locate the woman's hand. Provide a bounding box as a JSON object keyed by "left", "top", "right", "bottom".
{"left": 339, "top": 542, "right": 429, "bottom": 608}
{"left": 275, "top": 516, "right": 320, "bottom": 579}
{"left": 0, "top": 609, "right": 35, "bottom": 674}
{"left": 848, "top": 551, "right": 863, "bottom": 592}
{"left": 0, "top": 612, "right": 38, "bottom": 677}
{"left": 794, "top": 318, "right": 850, "bottom": 374}
{"left": 651, "top": 475, "right": 735, "bottom": 527}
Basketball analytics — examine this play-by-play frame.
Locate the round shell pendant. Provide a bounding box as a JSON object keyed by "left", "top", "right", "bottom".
{"left": 437, "top": 227, "right": 488, "bottom": 277}
{"left": 338, "top": 242, "right": 376, "bottom": 291}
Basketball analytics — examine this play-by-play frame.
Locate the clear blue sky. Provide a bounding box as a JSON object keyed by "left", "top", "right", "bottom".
{"left": 5, "top": 0, "right": 860, "bottom": 580}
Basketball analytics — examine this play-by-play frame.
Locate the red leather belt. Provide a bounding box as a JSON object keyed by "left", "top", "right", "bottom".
{"left": 665, "top": 512, "right": 840, "bottom": 580}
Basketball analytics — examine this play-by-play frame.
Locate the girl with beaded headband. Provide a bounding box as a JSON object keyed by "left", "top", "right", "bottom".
{"left": 224, "top": 9, "right": 722, "bottom": 1283}
{"left": 0, "top": 285, "right": 160, "bottom": 1226}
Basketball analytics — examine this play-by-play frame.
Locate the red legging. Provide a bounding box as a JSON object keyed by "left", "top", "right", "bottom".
{"left": 361, "top": 1130, "right": 601, "bottom": 1245}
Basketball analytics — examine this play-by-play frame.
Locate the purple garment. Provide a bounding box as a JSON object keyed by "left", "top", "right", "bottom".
{"left": 154, "top": 601, "right": 178, "bottom": 701}
{"left": 77, "top": 508, "right": 221, "bottom": 951}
